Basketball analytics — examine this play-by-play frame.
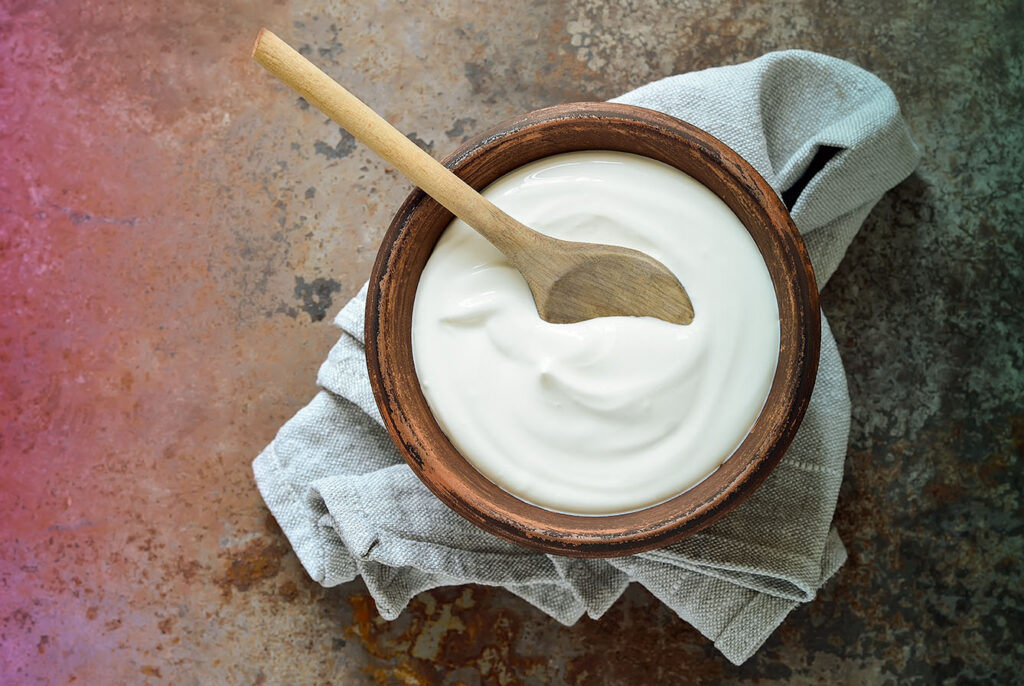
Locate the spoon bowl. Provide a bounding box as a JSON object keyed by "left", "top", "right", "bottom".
{"left": 530, "top": 238, "right": 697, "bottom": 324}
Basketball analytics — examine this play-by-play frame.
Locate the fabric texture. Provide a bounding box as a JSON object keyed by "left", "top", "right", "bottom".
{"left": 253, "top": 50, "right": 919, "bottom": 665}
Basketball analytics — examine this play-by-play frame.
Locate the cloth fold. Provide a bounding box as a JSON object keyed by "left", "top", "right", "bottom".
{"left": 253, "top": 49, "right": 919, "bottom": 665}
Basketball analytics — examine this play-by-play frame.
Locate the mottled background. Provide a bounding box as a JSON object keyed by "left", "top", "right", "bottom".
{"left": 1, "top": 0, "right": 1021, "bottom": 683}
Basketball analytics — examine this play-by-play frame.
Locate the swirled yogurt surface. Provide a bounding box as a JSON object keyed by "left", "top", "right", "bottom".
{"left": 411, "top": 151, "right": 779, "bottom": 514}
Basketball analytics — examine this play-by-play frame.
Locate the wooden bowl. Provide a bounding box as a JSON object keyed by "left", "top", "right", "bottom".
{"left": 365, "top": 103, "right": 820, "bottom": 557}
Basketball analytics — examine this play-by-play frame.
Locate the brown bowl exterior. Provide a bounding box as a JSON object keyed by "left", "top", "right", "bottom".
{"left": 365, "top": 103, "right": 820, "bottom": 557}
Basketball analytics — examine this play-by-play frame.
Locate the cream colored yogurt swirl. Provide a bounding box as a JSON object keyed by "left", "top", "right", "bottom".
{"left": 411, "top": 151, "right": 779, "bottom": 515}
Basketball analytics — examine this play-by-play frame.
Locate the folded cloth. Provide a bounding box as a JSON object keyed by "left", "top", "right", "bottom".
{"left": 253, "top": 49, "right": 919, "bottom": 665}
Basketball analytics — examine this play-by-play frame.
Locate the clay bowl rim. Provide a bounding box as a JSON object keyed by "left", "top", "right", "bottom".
{"left": 364, "top": 102, "right": 820, "bottom": 558}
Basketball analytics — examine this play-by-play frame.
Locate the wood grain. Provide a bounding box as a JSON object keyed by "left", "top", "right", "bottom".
{"left": 365, "top": 103, "right": 820, "bottom": 557}
{"left": 253, "top": 29, "right": 693, "bottom": 325}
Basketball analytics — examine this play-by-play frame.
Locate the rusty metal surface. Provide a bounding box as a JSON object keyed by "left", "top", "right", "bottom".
{"left": 1, "top": 0, "right": 1021, "bottom": 683}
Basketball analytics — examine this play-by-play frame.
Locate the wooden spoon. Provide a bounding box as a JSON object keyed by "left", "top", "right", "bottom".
{"left": 252, "top": 29, "right": 694, "bottom": 325}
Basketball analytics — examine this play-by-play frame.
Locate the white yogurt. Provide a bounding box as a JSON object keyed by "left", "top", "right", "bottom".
{"left": 411, "top": 151, "right": 779, "bottom": 515}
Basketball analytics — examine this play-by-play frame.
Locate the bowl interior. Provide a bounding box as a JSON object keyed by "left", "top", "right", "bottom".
{"left": 365, "top": 103, "right": 820, "bottom": 557}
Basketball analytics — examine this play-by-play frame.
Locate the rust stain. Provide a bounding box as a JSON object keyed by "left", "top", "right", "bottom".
{"left": 278, "top": 579, "right": 299, "bottom": 602}
{"left": 978, "top": 451, "right": 1010, "bottom": 488}
{"left": 562, "top": 597, "right": 727, "bottom": 685}
{"left": 343, "top": 587, "right": 555, "bottom": 684}
{"left": 345, "top": 585, "right": 728, "bottom": 684}
{"left": 172, "top": 557, "right": 204, "bottom": 584}
{"left": 157, "top": 616, "right": 174, "bottom": 634}
{"left": 1009, "top": 413, "right": 1024, "bottom": 459}
{"left": 348, "top": 593, "right": 379, "bottom": 647}
{"left": 922, "top": 480, "right": 965, "bottom": 504}
{"left": 218, "top": 538, "right": 289, "bottom": 595}
{"left": 120, "top": 371, "right": 135, "bottom": 392}
{"left": 140, "top": 665, "right": 162, "bottom": 678}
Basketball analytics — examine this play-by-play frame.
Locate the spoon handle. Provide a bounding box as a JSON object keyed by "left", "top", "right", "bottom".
{"left": 252, "top": 29, "right": 537, "bottom": 259}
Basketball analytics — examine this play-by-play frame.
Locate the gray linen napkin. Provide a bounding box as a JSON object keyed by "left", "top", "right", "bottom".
{"left": 253, "top": 50, "right": 919, "bottom": 665}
